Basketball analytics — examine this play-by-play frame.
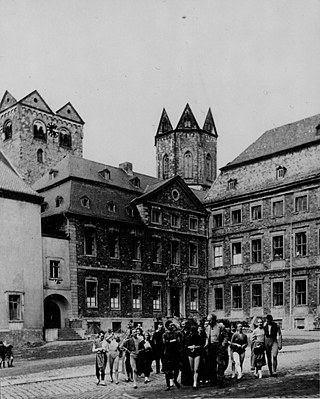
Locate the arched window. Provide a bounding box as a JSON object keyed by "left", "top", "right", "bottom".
{"left": 37, "top": 149, "right": 44, "bottom": 163}
{"left": 184, "top": 151, "right": 193, "bottom": 179}
{"left": 206, "top": 153, "right": 213, "bottom": 181}
{"left": 59, "top": 128, "right": 72, "bottom": 148}
{"left": 33, "top": 120, "right": 46, "bottom": 141}
{"left": 3, "top": 120, "right": 12, "bottom": 141}
{"left": 163, "top": 154, "right": 169, "bottom": 179}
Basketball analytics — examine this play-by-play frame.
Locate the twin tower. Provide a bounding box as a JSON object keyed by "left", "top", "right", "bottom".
{"left": 0, "top": 90, "right": 218, "bottom": 190}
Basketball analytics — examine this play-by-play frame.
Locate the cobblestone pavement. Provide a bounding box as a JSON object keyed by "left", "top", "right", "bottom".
{"left": 0, "top": 339, "right": 319, "bottom": 398}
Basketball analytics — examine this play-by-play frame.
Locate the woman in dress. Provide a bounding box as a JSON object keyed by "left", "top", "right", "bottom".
{"left": 138, "top": 332, "right": 154, "bottom": 384}
{"left": 162, "top": 320, "right": 181, "bottom": 391}
{"left": 251, "top": 318, "right": 266, "bottom": 379}
{"left": 92, "top": 331, "right": 108, "bottom": 385}
{"left": 185, "top": 325, "right": 205, "bottom": 389}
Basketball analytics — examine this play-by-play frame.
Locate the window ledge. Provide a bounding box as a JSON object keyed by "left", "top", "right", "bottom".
{"left": 8, "top": 320, "right": 23, "bottom": 323}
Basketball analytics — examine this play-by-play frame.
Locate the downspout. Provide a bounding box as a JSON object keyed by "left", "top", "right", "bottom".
{"left": 289, "top": 223, "right": 293, "bottom": 330}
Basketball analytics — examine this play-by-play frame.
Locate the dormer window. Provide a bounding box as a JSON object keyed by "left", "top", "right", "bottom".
{"left": 184, "top": 120, "right": 191, "bottom": 128}
{"left": 107, "top": 201, "right": 116, "bottom": 212}
{"left": 276, "top": 166, "right": 286, "bottom": 179}
{"left": 100, "top": 168, "right": 111, "bottom": 180}
{"left": 228, "top": 178, "right": 237, "bottom": 190}
{"left": 55, "top": 196, "right": 63, "bottom": 207}
{"left": 33, "top": 120, "right": 46, "bottom": 141}
{"left": 126, "top": 206, "right": 134, "bottom": 217}
{"left": 3, "top": 120, "right": 12, "bottom": 141}
{"left": 130, "top": 177, "right": 140, "bottom": 188}
{"left": 81, "top": 196, "right": 90, "bottom": 209}
{"left": 41, "top": 202, "right": 49, "bottom": 213}
{"left": 49, "top": 169, "right": 58, "bottom": 180}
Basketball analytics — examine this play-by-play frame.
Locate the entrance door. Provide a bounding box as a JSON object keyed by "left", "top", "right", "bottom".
{"left": 44, "top": 300, "right": 61, "bottom": 328}
{"left": 171, "top": 288, "right": 180, "bottom": 318}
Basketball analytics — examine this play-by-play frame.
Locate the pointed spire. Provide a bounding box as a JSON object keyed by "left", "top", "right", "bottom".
{"left": 156, "top": 108, "right": 173, "bottom": 136}
{"left": 203, "top": 108, "right": 218, "bottom": 137}
{"left": 176, "top": 104, "right": 200, "bottom": 130}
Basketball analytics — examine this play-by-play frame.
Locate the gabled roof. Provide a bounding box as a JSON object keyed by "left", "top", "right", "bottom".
{"left": 176, "top": 104, "right": 200, "bottom": 130}
{"left": 33, "top": 154, "right": 160, "bottom": 193}
{"left": 0, "top": 91, "right": 17, "bottom": 113}
{"left": 56, "top": 102, "right": 85, "bottom": 125}
{"left": 0, "top": 151, "right": 41, "bottom": 200}
{"left": 132, "top": 175, "right": 206, "bottom": 212}
{"left": 203, "top": 108, "right": 218, "bottom": 137}
{"left": 222, "top": 113, "right": 320, "bottom": 170}
{"left": 156, "top": 108, "right": 173, "bottom": 136}
{"left": 18, "top": 90, "right": 54, "bottom": 114}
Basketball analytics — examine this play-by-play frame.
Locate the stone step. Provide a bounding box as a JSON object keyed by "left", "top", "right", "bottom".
{"left": 58, "top": 328, "right": 83, "bottom": 341}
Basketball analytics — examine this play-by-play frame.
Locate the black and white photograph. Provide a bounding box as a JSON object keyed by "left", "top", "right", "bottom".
{"left": 0, "top": 1, "right": 319, "bottom": 398}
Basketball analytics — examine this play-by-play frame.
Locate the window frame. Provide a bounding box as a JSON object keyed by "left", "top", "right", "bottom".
{"left": 84, "top": 225, "right": 97, "bottom": 256}
{"left": 132, "top": 284, "right": 142, "bottom": 310}
{"left": 294, "top": 193, "right": 308, "bottom": 213}
{"left": 171, "top": 213, "right": 181, "bottom": 228}
{"left": 251, "top": 282, "right": 262, "bottom": 308}
{"left": 189, "top": 242, "right": 198, "bottom": 268}
{"left": 131, "top": 234, "right": 142, "bottom": 261}
{"left": 151, "top": 207, "right": 162, "bottom": 224}
{"left": 190, "top": 287, "right": 199, "bottom": 311}
{"left": 86, "top": 279, "right": 98, "bottom": 308}
{"left": 231, "top": 207, "right": 242, "bottom": 225}
{"left": 189, "top": 216, "right": 198, "bottom": 231}
{"left": 250, "top": 203, "right": 262, "bottom": 221}
{"left": 213, "top": 244, "right": 223, "bottom": 267}
{"left": 214, "top": 286, "right": 224, "bottom": 310}
{"left": 109, "top": 230, "right": 120, "bottom": 259}
{"left": 272, "top": 234, "right": 284, "bottom": 260}
{"left": 272, "top": 280, "right": 284, "bottom": 307}
{"left": 7, "top": 292, "right": 24, "bottom": 322}
{"left": 231, "top": 284, "right": 243, "bottom": 309}
{"left": 231, "top": 241, "right": 242, "bottom": 265}
{"left": 272, "top": 197, "right": 284, "bottom": 218}
{"left": 151, "top": 236, "right": 162, "bottom": 264}
{"left": 251, "top": 237, "right": 262, "bottom": 263}
{"left": 212, "top": 212, "right": 223, "bottom": 228}
{"left": 152, "top": 284, "right": 162, "bottom": 311}
{"left": 294, "top": 278, "right": 307, "bottom": 306}
{"left": 49, "top": 259, "right": 61, "bottom": 279}
{"left": 294, "top": 231, "right": 307, "bottom": 257}
{"left": 171, "top": 240, "right": 180, "bottom": 265}
{"left": 110, "top": 281, "right": 121, "bottom": 310}
{"left": 3, "top": 120, "right": 12, "bottom": 141}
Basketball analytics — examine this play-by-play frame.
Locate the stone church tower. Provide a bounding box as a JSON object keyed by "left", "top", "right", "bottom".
{"left": 0, "top": 90, "right": 84, "bottom": 185}
{"left": 155, "top": 104, "right": 218, "bottom": 190}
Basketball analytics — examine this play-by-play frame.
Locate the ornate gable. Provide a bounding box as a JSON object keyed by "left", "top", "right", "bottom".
{"left": 0, "top": 91, "right": 17, "bottom": 113}
{"left": 156, "top": 108, "right": 173, "bottom": 136}
{"left": 56, "top": 102, "right": 84, "bottom": 125}
{"left": 176, "top": 104, "right": 200, "bottom": 130}
{"left": 19, "top": 90, "right": 53, "bottom": 114}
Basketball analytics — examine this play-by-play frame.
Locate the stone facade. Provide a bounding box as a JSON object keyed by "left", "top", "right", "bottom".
{"left": 205, "top": 114, "right": 320, "bottom": 330}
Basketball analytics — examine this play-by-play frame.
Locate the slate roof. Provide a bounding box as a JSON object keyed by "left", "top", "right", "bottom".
{"left": 222, "top": 113, "right": 320, "bottom": 170}
{"left": 0, "top": 151, "right": 41, "bottom": 200}
{"left": 33, "top": 155, "right": 161, "bottom": 221}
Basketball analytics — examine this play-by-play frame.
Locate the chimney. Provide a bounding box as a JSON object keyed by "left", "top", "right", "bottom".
{"left": 119, "top": 162, "right": 133, "bottom": 176}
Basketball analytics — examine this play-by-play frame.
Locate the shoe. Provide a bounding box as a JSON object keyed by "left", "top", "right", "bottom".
{"left": 96, "top": 379, "right": 100, "bottom": 385}
{"left": 258, "top": 370, "right": 262, "bottom": 379}
{"left": 165, "top": 387, "right": 170, "bottom": 391}
{"left": 110, "top": 378, "right": 113, "bottom": 383}
{"left": 193, "top": 384, "right": 198, "bottom": 389}
{"left": 115, "top": 381, "right": 119, "bottom": 384}
{"left": 174, "top": 380, "right": 180, "bottom": 388}
{"left": 231, "top": 374, "right": 236, "bottom": 379}
{"left": 100, "top": 380, "right": 106, "bottom": 386}
{"left": 272, "top": 372, "right": 278, "bottom": 377}
{"left": 254, "top": 373, "right": 258, "bottom": 379}
{"left": 133, "top": 385, "right": 137, "bottom": 389}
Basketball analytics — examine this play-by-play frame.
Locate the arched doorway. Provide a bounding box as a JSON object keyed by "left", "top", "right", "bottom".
{"left": 44, "top": 300, "right": 61, "bottom": 328}
{"left": 44, "top": 294, "right": 69, "bottom": 329}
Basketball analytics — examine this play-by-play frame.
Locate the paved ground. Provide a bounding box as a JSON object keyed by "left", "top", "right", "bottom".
{"left": 0, "top": 330, "right": 319, "bottom": 398}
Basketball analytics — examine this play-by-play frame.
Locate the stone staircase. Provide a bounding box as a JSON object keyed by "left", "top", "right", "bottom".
{"left": 57, "top": 328, "right": 83, "bottom": 341}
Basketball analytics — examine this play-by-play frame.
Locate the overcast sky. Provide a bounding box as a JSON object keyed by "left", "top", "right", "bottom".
{"left": 1, "top": 0, "right": 319, "bottom": 177}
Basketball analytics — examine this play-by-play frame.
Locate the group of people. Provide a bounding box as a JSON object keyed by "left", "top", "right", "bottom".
{"left": 0, "top": 341, "right": 14, "bottom": 368}
{"left": 92, "top": 313, "right": 282, "bottom": 390}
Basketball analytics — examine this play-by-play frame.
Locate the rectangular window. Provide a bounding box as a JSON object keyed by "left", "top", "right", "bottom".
{"left": 295, "top": 232, "right": 307, "bottom": 257}
{"left": 109, "top": 231, "right": 119, "bottom": 258}
{"left": 232, "top": 242, "right": 242, "bottom": 265}
{"left": 213, "top": 213, "right": 223, "bottom": 228}
{"left": 49, "top": 260, "right": 60, "bottom": 279}
{"left": 189, "top": 217, "right": 198, "bottom": 231}
{"left": 110, "top": 282, "right": 120, "bottom": 309}
{"left": 252, "top": 283, "right": 262, "bottom": 307}
{"left": 151, "top": 237, "right": 162, "bottom": 263}
{"left": 295, "top": 195, "right": 308, "bottom": 212}
{"left": 272, "top": 235, "right": 284, "bottom": 259}
{"left": 251, "top": 205, "right": 262, "bottom": 220}
{"left": 86, "top": 280, "right": 97, "bottom": 308}
{"left": 251, "top": 239, "right": 262, "bottom": 263}
{"left": 272, "top": 200, "right": 284, "bottom": 217}
{"left": 133, "top": 285, "right": 142, "bottom": 309}
{"left": 8, "top": 294, "right": 22, "bottom": 321}
{"left": 231, "top": 209, "right": 242, "bottom": 225}
{"left": 232, "top": 285, "right": 242, "bottom": 309}
{"left": 171, "top": 214, "right": 181, "bottom": 228}
{"left": 151, "top": 208, "right": 162, "bottom": 224}
{"left": 273, "top": 281, "right": 284, "bottom": 306}
{"left": 213, "top": 245, "right": 223, "bottom": 267}
{"left": 153, "top": 285, "right": 162, "bottom": 311}
{"left": 214, "top": 287, "right": 223, "bottom": 310}
{"left": 295, "top": 280, "right": 307, "bottom": 305}
{"left": 190, "top": 288, "right": 198, "bottom": 311}
{"left": 84, "top": 226, "right": 96, "bottom": 256}
{"left": 171, "top": 241, "right": 180, "bottom": 265}
{"left": 132, "top": 236, "right": 141, "bottom": 260}
{"left": 189, "top": 243, "right": 198, "bottom": 267}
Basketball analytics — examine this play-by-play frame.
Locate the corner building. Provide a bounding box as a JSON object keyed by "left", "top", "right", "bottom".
{"left": 205, "top": 114, "right": 320, "bottom": 330}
